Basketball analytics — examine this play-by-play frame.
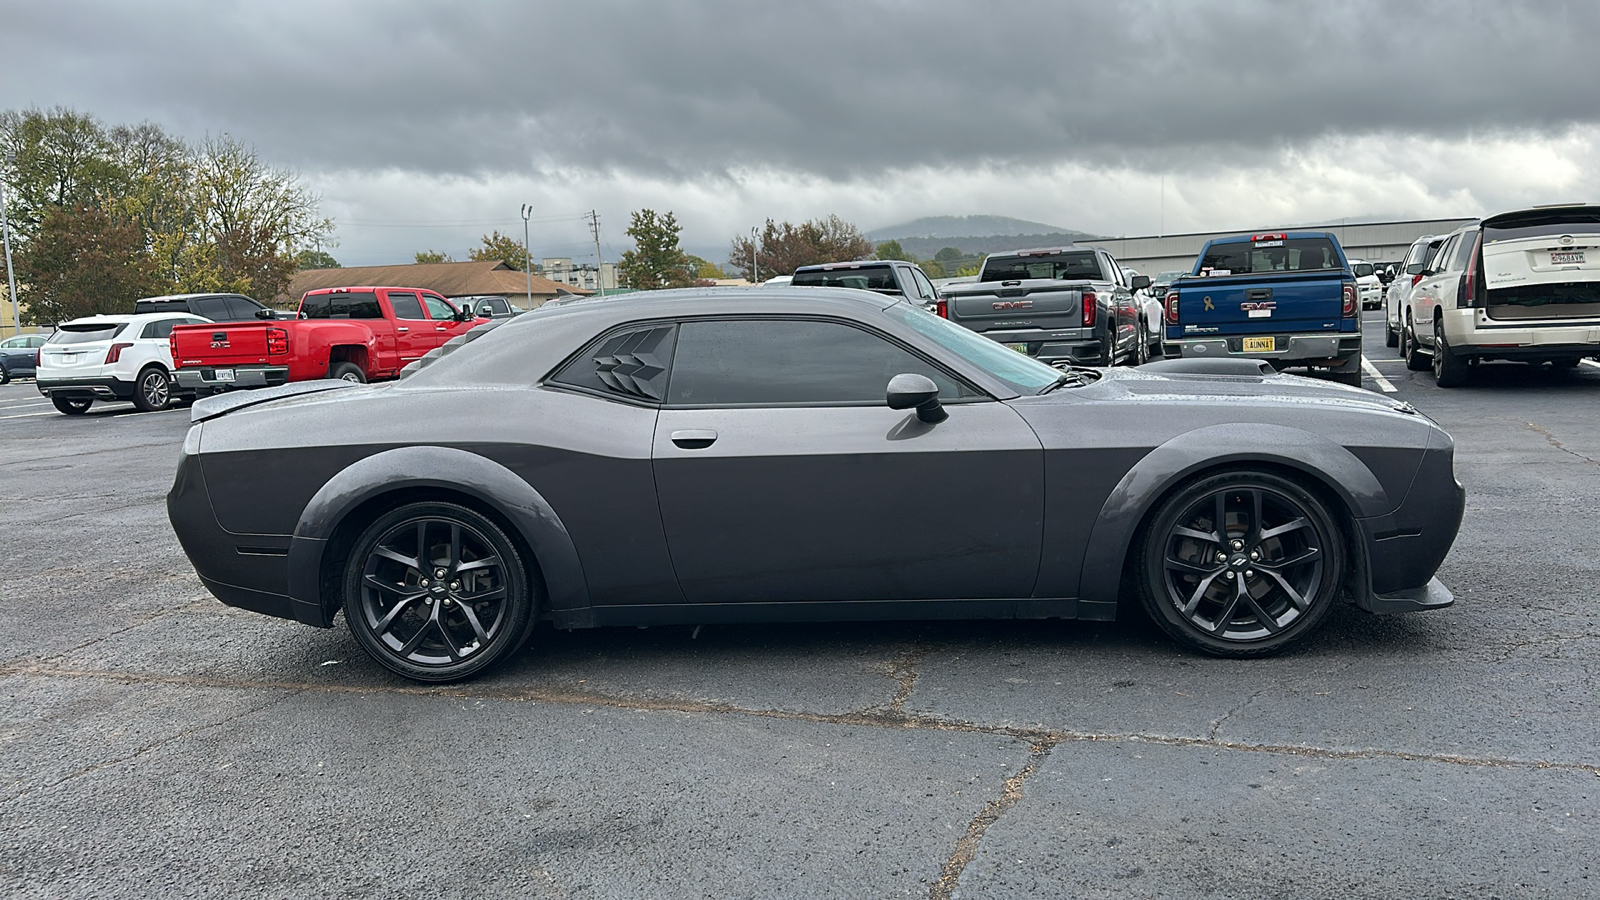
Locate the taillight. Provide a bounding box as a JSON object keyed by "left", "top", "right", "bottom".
{"left": 1164, "top": 291, "right": 1179, "bottom": 325}
{"left": 169, "top": 333, "right": 179, "bottom": 363}
{"left": 935, "top": 298, "right": 948, "bottom": 319}
{"left": 267, "top": 327, "right": 289, "bottom": 355}
{"left": 1457, "top": 232, "right": 1483, "bottom": 308}
{"left": 1081, "top": 291, "right": 1097, "bottom": 328}
{"left": 105, "top": 342, "right": 134, "bottom": 364}
{"left": 1341, "top": 283, "right": 1357, "bottom": 317}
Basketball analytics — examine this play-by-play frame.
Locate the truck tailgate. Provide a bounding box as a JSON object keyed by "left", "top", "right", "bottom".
{"left": 171, "top": 321, "right": 275, "bottom": 368}
{"left": 1175, "top": 273, "right": 1346, "bottom": 335}
{"left": 944, "top": 281, "right": 1083, "bottom": 333}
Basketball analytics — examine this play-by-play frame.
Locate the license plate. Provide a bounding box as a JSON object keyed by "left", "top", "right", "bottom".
{"left": 1005, "top": 343, "right": 1029, "bottom": 354}
{"left": 1551, "top": 250, "right": 1585, "bottom": 265}
{"left": 212, "top": 368, "right": 236, "bottom": 383}
{"left": 1242, "top": 337, "right": 1276, "bottom": 352}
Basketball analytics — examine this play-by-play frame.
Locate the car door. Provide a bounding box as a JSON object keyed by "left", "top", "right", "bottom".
{"left": 420, "top": 293, "right": 476, "bottom": 344}
{"left": 651, "top": 316, "right": 1045, "bottom": 606}
{"left": 385, "top": 291, "right": 435, "bottom": 365}
{"left": 191, "top": 296, "right": 232, "bottom": 322}
{"left": 1412, "top": 233, "right": 1460, "bottom": 344}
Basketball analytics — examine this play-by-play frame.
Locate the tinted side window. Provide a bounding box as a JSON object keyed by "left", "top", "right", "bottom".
{"left": 388, "top": 292, "right": 426, "bottom": 320}
{"left": 1431, "top": 236, "right": 1458, "bottom": 274}
{"left": 140, "top": 318, "right": 183, "bottom": 339}
{"left": 791, "top": 266, "right": 899, "bottom": 291}
{"left": 910, "top": 267, "right": 937, "bottom": 301}
{"left": 666, "top": 319, "right": 968, "bottom": 406}
{"left": 302, "top": 292, "right": 382, "bottom": 319}
{"left": 422, "top": 294, "right": 457, "bottom": 320}
{"left": 551, "top": 324, "right": 677, "bottom": 402}
{"left": 1450, "top": 229, "right": 1479, "bottom": 269}
{"left": 193, "top": 297, "right": 232, "bottom": 320}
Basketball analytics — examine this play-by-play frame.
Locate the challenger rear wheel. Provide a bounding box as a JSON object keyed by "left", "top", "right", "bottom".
{"left": 1136, "top": 470, "right": 1345, "bottom": 657}
{"left": 343, "top": 502, "right": 533, "bottom": 682}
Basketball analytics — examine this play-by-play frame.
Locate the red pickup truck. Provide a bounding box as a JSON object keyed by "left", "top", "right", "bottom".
{"left": 171, "top": 286, "right": 485, "bottom": 392}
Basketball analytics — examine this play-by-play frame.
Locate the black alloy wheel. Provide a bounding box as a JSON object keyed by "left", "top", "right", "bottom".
{"left": 0, "top": 365, "right": 10, "bottom": 385}
{"left": 132, "top": 367, "right": 171, "bottom": 412}
{"left": 1137, "top": 470, "right": 1344, "bottom": 657}
{"left": 343, "top": 502, "right": 533, "bottom": 682}
{"left": 1432, "top": 319, "right": 1469, "bottom": 387}
{"left": 51, "top": 396, "right": 92, "bottom": 415}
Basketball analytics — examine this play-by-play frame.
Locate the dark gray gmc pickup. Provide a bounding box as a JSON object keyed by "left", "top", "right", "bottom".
{"left": 938, "top": 247, "right": 1147, "bottom": 366}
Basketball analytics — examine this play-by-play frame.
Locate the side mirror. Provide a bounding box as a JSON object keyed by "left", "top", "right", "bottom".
{"left": 886, "top": 373, "right": 948, "bottom": 424}
{"left": 254, "top": 307, "right": 276, "bottom": 320}
{"left": 1130, "top": 274, "right": 1151, "bottom": 291}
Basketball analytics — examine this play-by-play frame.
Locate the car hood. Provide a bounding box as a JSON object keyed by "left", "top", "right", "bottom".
{"left": 1064, "top": 366, "right": 1425, "bottom": 419}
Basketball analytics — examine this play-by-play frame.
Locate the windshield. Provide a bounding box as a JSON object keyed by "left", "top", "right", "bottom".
{"left": 1200, "top": 237, "right": 1341, "bottom": 274}
{"left": 981, "top": 250, "right": 1103, "bottom": 282}
{"left": 792, "top": 266, "right": 898, "bottom": 292}
{"left": 1156, "top": 270, "right": 1188, "bottom": 282}
{"left": 1353, "top": 263, "right": 1374, "bottom": 277}
{"left": 48, "top": 322, "right": 127, "bottom": 344}
{"left": 883, "top": 302, "right": 1062, "bottom": 393}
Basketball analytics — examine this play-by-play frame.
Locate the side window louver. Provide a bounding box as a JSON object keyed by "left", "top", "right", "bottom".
{"left": 592, "top": 326, "right": 674, "bottom": 400}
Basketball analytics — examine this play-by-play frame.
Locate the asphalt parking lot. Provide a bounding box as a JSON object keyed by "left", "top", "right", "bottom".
{"left": 2, "top": 313, "right": 1597, "bottom": 899}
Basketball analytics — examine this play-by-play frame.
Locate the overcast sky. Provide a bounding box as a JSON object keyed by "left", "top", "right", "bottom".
{"left": 5, "top": 0, "right": 1599, "bottom": 266}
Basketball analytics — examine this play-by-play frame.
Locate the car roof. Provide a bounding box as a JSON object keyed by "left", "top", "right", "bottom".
{"left": 303, "top": 286, "right": 444, "bottom": 293}
{"left": 792, "top": 260, "right": 897, "bottom": 272}
{"left": 1208, "top": 231, "right": 1337, "bottom": 244}
{"left": 137, "top": 293, "right": 252, "bottom": 302}
{"left": 61, "top": 312, "right": 206, "bottom": 326}
{"left": 518, "top": 285, "right": 898, "bottom": 321}
{"left": 985, "top": 246, "right": 1089, "bottom": 257}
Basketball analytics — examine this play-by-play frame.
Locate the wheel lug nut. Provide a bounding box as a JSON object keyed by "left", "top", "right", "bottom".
{"left": 434, "top": 568, "right": 447, "bottom": 579}
{"left": 449, "top": 581, "right": 460, "bottom": 590}
{"left": 419, "top": 578, "right": 429, "bottom": 587}
{"left": 1216, "top": 552, "right": 1227, "bottom": 562}
{"left": 1226, "top": 572, "right": 1236, "bottom": 579}
{"left": 443, "top": 598, "right": 453, "bottom": 607}
{"left": 1249, "top": 551, "right": 1259, "bottom": 560}
{"left": 1230, "top": 540, "right": 1244, "bottom": 551}
{"left": 1245, "top": 570, "right": 1254, "bottom": 578}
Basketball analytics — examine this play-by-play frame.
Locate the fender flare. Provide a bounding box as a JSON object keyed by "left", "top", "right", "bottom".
{"left": 1075, "top": 423, "right": 1389, "bottom": 606}
{"left": 285, "top": 445, "right": 589, "bottom": 627}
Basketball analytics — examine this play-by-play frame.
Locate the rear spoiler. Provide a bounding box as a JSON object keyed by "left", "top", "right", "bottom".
{"left": 191, "top": 379, "right": 361, "bottom": 423}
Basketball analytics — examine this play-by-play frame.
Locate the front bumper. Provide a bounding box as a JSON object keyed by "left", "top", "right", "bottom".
{"left": 1163, "top": 333, "right": 1362, "bottom": 367}
{"left": 1354, "top": 433, "right": 1465, "bottom": 613}
{"left": 173, "top": 365, "right": 290, "bottom": 392}
{"left": 37, "top": 376, "right": 134, "bottom": 401}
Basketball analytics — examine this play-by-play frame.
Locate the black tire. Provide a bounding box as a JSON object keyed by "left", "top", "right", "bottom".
{"left": 52, "top": 396, "right": 92, "bottom": 415}
{"left": 1135, "top": 469, "right": 1345, "bottom": 658}
{"left": 1133, "top": 328, "right": 1149, "bottom": 366}
{"left": 0, "top": 366, "right": 10, "bottom": 385}
{"left": 1384, "top": 316, "right": 1399, "bottom": 348}
{"left": 329, "top": 361, "right": 367, "bottom": 383}
{"left": 1432, "top": 319, "right": 1469, "bottom": 387}
{"left": 1549, "top": 358, "right": 1579, "bottom": 370}
{"left": 342, "top": 501, "right": 533, "bottom": 683}
{"left": 1328, "top": 361, "right": 1363, "bottom": 387}
{"left": 132, "top": 367, "right": 172, "bottom": 412}
{"left": 1402, "top": 319, "right": 1430, "bottom": 371}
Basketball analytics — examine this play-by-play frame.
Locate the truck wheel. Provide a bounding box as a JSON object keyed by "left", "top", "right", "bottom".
{"left": 132, "top": 367, "right": 172, "bottom": 412}
{"left": 1328, "top": 359, "right": 1363, "bottom": 387}
{"left": 0, "top": 366, "right": 10, "bottom": 385}
{"left": 329, "top": 362, "right": 367, "bottom": 383}
{"left": 1402, "top": 320, "right": 1430, "bottom": 371}
{"left": 1432, "top": 320, "right": 1470, "bottom": 387}
{"left": 1384, "top": 317, "right": 1398, "bottom": 348}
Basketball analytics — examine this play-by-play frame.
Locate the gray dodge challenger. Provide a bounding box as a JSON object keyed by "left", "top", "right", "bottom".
{"left": 168, "top": 287, "right": 1464, "bottom": 682}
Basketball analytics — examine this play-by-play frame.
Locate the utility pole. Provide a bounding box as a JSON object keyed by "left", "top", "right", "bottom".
{"left": 0, "top": 166, "right": 18, "bottom": 335}
{"left": 520, "top": 203, "right": 534, "bottom": 309}
{"left": 750, "top": 226, "right": 760, "bottom": 283}
{"left": 588, "top": 210, "right": 605, "bottom": 296}
{"left": 1159, "top": 174, "right": 1165, "bottom": 238}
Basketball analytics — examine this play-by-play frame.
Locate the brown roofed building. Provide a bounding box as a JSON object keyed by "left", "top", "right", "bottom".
{"left": 280, "top": 260, "right": 588, "bottom": 309}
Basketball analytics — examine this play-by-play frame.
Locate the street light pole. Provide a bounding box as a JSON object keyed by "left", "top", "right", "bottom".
{"left": 519, "top": 204, "right": 533, "bottom": 309}
{"left": 750, "top": 226, "right": 759, "bottom": 283}
{"left": 0, "top": 171, "right": 19, "bottom": 335}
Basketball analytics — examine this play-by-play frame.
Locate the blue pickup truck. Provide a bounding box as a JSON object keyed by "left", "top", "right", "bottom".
{"left": 1161, "top": 231, "right": 1363, "bottom": 386}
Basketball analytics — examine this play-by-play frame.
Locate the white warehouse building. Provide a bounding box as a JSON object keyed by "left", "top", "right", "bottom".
{"left": 1091, "top": 217, "right": 1478, "bottom": 277}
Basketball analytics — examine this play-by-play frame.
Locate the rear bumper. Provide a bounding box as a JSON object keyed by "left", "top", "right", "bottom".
{"left": 973, "top": 327, "right": 1106, "bottom": 365}
{"left": 37, "top": 376, "right": 134, "bottom": 401}
{"left": 1163, "top": 333, "right": 1362, "bottom": 366}
{"left": 174, "top": 365, "right": 291, "bottom": 391}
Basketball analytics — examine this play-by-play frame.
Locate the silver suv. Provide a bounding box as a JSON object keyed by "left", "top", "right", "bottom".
{"left": 1400, "top": 204, "right": 1600, "bottom": 386}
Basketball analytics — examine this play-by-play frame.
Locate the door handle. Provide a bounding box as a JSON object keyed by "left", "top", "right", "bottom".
{"left": 435, "top": 326, "right": 448, "bottom": 332}
{"left": 396, "top": 326, "right": 409, "bottom": 333}
{"left": 670, "top": 429, "right": 718, "bottom": 449}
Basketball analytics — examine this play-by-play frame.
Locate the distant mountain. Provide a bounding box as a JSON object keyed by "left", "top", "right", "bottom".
{"left": 886, "top": 233, "right": 1101, "bottom": 263}
{"left": 868, "top": 215, "right": 1086, "bottom": 241}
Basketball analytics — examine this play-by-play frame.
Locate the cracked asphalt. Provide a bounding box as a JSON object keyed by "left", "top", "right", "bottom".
{"left": 2, "top": 315, "right": 1597, "bottom": 899}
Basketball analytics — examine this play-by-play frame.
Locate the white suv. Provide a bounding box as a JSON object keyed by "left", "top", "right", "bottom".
{"left": 1400, "top": 204, "right": 1600, "bottom": 386}
{"left": 1384, "top": 235, "right": 1443, "bottom": 348}
{"left": 36, "top": 313, "right": 208, "bottom": 414}
{"left": 1348, "top": 258, "right": 1384, "bottom": 309}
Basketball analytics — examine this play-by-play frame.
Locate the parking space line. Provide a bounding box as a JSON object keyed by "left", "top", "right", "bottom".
{"left": 1582, "top": 360, "right": 1600, "bottom": 370}
{"left": 0, "top": 411, "right": 55, "bottom": 420}
{"left": 1361, "top": 356, "right": 1398, "bottom": 392}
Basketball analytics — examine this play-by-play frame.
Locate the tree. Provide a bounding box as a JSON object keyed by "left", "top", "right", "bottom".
{"left": 14, "top": 204, "right": 162, "bottom": 323}
{"left": 617, "top": 209, "right": 693, "bottom": 290}
{"left": 918, "top": 260, "right": 945, "bottom": 279}
{"left": 685, "top": 254, "right": 723, "bottom": 280}
{"left": 875, "top": 239, "right": 916, "bottom": 262}
{"left": 414, "top": 250, "right": 455, "bottom": 264}
{"left": 727, "top": 215, "right": 874, "bottom": 282}
{"left": 934, "top": 247, "right": 965, "bottom": 263}
{"left": 296, "top": 249, "right": 340, "bottom": 269}
{"left": 468, "top": 230, "right": 532, "bottom": 271}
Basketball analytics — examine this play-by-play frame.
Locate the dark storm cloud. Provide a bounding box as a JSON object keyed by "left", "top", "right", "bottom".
{"left": 4, "top": 0, "right": 1598, "bottom": 179}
